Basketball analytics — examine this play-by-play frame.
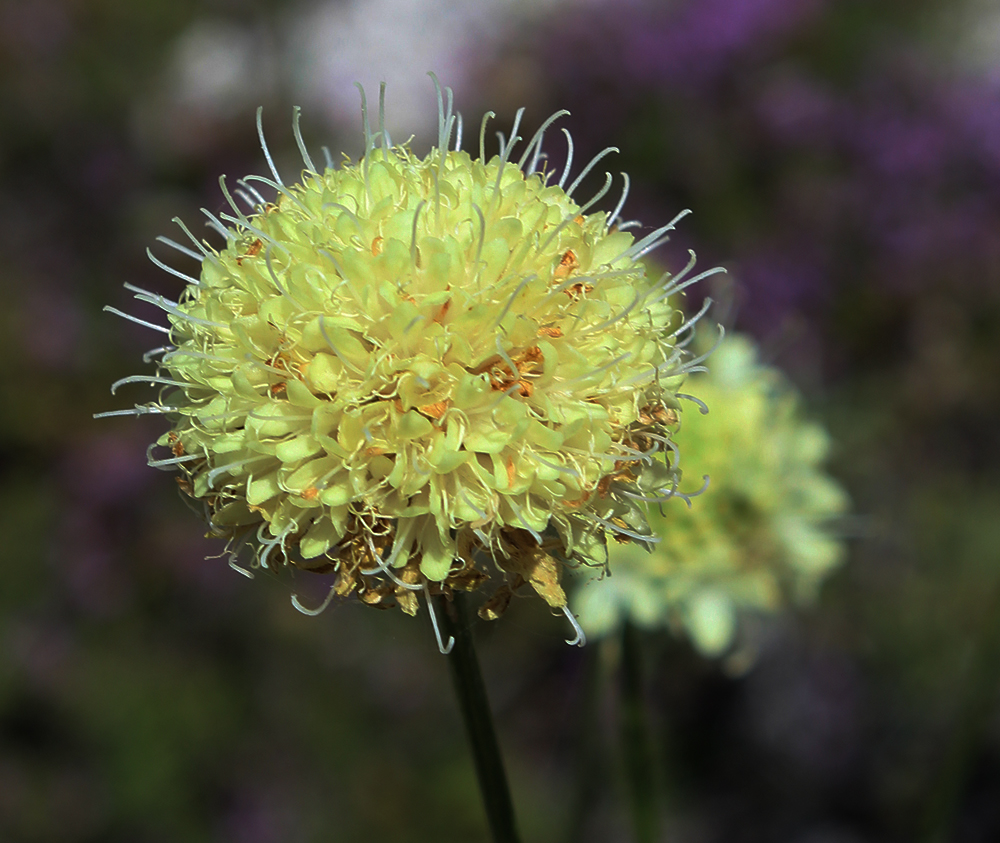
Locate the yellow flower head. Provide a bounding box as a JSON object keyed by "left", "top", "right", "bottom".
{"left": 572, "top": 333, "right": 849, "bottom": 657}
{"left": 101, "top": 80, "right": 712, "bottom": 649}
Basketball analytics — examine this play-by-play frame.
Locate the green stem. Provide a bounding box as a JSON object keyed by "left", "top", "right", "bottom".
{"left": 436, "top": 592, "right": 522, "bottom": 843}
{"left": 563, "top": 642, "right": 605, "bottom": 843}
{"left": 621, "top": 621, "right": 660, "bottom": 843}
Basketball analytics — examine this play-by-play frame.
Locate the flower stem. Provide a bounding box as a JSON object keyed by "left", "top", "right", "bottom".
{"left": 563, "top": 642, "right": 606, "bottom": 843}
{"left": 437, "top": 592, "right": 522, "bottom": 843}
{"left": 621, "top": 621, "right": 660, "bottom": 843}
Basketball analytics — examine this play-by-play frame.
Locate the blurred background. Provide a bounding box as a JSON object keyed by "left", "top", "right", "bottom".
{"left": 2, "top": 0, "right": 1000, "bottom": 840}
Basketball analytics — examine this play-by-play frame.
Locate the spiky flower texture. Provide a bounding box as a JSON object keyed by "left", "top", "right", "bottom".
{"left": 105, "top": 82, "right": 711, "bottom": 645}
{"left": 573, "top": 334, "right": 848, "bottom": 657}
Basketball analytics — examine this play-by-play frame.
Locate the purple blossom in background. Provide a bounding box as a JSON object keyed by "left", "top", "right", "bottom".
{"left": 540, "top": 0, "right": 1000, "bottom": 339}
{"left": 737, "top": 246, "right": 829, "bottom": 332}
{"left": 623, "top": 0, "right": 827, "bottom": 88}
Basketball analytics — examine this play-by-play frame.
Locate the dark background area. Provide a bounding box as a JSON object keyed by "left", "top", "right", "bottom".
{"left": 2, "top": 0, "right": 1000, "bottom": 840}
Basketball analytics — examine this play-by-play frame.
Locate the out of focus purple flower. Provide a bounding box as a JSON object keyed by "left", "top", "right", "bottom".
{"left": 754, "top": 72, "right": 841, "bottom": 147}
{"left": 948, "top": 79, "right": 1000, "bottom": 173}
{"left": 624, "top": 0, "right": 827, "bottom": 89}
{"left": 537, "top": 0, "right": 1000, "bottom": 338}
{"left": 738, "top": 246, "right": 829, "bottom": 331}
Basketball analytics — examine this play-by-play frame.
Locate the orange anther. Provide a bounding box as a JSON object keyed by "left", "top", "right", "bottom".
{"left": 417, "top": 400, "right": 450, "bottom": 420}
{"left": 553, "top": 249, "right": 580, "bottom": 279}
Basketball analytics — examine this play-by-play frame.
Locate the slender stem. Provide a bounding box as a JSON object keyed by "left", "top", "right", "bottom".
{"left": 436, "top": 592, "right": 522, "bottom": 843}
{"left": 621, "top": 621, "right": 660, "bottom": 843}
{"left": 563, "top": 641, "right": 606, "bottom": 843}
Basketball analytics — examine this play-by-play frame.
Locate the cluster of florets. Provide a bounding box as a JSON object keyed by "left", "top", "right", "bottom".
{"left": 573, "top": 333, "right": 848, "bottom": 656}
{"left": 103, "top": 82, "right": 712, "bottom": 646}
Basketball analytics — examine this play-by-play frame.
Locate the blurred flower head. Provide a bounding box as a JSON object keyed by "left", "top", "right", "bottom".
{"left": 573, "top": 332, "right": 848, "bottom": 656}
{"left": 101, "top": 80, "right": 709, "bottom": 646}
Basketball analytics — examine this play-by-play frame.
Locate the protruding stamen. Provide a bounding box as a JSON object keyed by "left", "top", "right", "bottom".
{"left": 237, "top": 178, "right": 268, "bottom": 207}
{"left": 92, "top": 405, "right": 169, "bottom": 419}
{"left": 201, "top": 208, "right": 235, "bottom": 241}
{"left": 264, "top": 246, "right": 305, "bottom": 310}
{"left": 155, "top": 236, "right": 204, "bottom": 263}
{"left": 617, "top": 487, "right": 683, "bottom": 505}
{"left": 575, "top": 171, "right": 614, "bottom": 218}
{"left": 103, "top": 306, "right": 170, "bottom": 334}
{"left": 128, "top": 277, "right": 228, "bottom": 329}
{"left": 607, "top": 172, "right": 630, "bottom": 230}
{"left": 676, "top": 393, "right": 710, "bottom": 415}
{"left": 171, "top": 216, "right": 220, "bottom": 263}
{"left": 617, "top": 209, "right": 692, "bottom": 263}
{"left": 359, "top": 533, "right": 422, "bottom": 590}
{"left": 256, "top": 106, "right": 283, "bottom": 186}
{"left": 218, "top": 213, "right": 289, "bottom": 256}
{"left": 110, "top": 374, "right": 191, "bottom": 395}
{"left": 471, "top": 204, "right": 486, "bottom": 282}
{"left": 233, "top": 188, "right": 257, "bottom": 210}
{"left": 654, "top": 267, "right": 726, "bottom": 308}
{"left": 410, "top": 199, "right": 425, "bottom": 268}
{"left": 218, "top": 174, "right": 254, "bottom": 228}
{"left": 592, "top": 513, "right": 660, "bottom": 545}
{"left": 676, "top": 324, "right": 724, "bottom": 374}
{"left": 146, "top": 247, "right": 202, "bottom": 287}
{"left": 206, "top": 454, "right": 272, "bottom": 489}
{"left": 478, "top": 110, "right": 495, "bottom": 162}
{"left": 425, "top": 584, "right": 455, "bottom": 655}
{"left": 124, "top": 282, "right": 177, "bottom": 307}
{"left": 148, "top": 452, "right": 203, "bottom": 469}
{"left": 562, "top": 605, "right": 586, "bottom": 647}
{"left": 430, "top": 72, "right": 456, "bottom": 155}
{"left": 243, "top": 174, "right": 313, "bottom": 216}
{"left": 356, "top": 82, "right": 372, "bottom": 155}
{"left": 229, "top": 558, "right": 255, "bottom": 578}
{"left": 378, "top": 81, "right": 391, "bottom": 149}
{"left": 575, "top": 289, "right": 642, "bottom": 337}
{"left": 516, "top": 109, "right": 570, "bottom": 171}
{"left": 557, "top": 128, "right": 574, "bottom": 188}
{"left": 292, "top": 105, "right": 317, "bottom": 173}
{"left": 670, "top": 474, "right": 711, "bottom": 508}
{"left": 566, "top": 146, "right": 619, "bottom": 198}
{"left": 667, "top": 295, "right": 715, "bottom": 341}
{"left": 292, "top": 584, "right": 338, "bottom": 616}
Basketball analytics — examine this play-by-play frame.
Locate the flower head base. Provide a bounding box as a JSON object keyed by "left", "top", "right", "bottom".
{"left": 572, "top": 333, "right": 849, "bottom": 657}
{"left": 102, "top": 81, "right": 709, "bottom": 645}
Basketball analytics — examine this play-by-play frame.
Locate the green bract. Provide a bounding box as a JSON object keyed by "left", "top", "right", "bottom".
{"left": 104, "top": 82, "right": 708, "bottom": 643}
{"left": 572, "top": 333, "right": 848, "bottom": 656}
